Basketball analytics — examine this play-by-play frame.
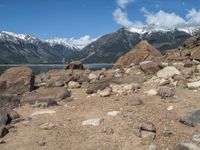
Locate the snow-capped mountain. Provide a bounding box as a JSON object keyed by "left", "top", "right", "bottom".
{"left": 0, "top": 31, "right": 79, "bottom": 64}
{"left": 0, "top": 28, "right": 196, "bottom": 64}
{"left": 76, "top": 28, "right": 192, "bottom": 63}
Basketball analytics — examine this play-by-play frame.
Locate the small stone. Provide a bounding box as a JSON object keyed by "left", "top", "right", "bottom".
{"left": 145, "top": 89, "right": 157, "bottom": 96}
{"left": 104, "top": 127, "right": 114, "bottom": 135}
{"left": 187, "top": 81, "right": 200, "bottom": 90}
{"left": 139, "top": 122, "right": 156, "bottom": 132}
{"left": 107, "top": 111, "right": 121, "bottom": 117}
{"left": 158, "top": 87, "right": 175, "bottom": 98}
{"left": 167, "top": 106, "right": 174, "bottom": 111}
{"left": 88, "top": 73, "right": 98, "bottom": 80}
{"left": 131, "top": 97, "right": 143, "bottom": 106}
{"left": 82, "top": 118, "right": 101, "bottom": 126}
{"left": 148, "top": 144, "right": 157, "bottom": 150}
{"left": 99, "top": 87, "right": 111, "bottom": 97}
{"left": 68, "top": 81, "right": 81, "bottom": 89}
{"left": 141, "top": 131, "right": 156, "bottom": 145}
{"left": 162, "top": 129, "right": 174, "bottom": 137}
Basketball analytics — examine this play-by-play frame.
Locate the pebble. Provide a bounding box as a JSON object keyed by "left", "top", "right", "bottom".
{"left": 145, "top": 89, "right": 158, "bottom": 96}
{"left": 82, "top": 118, "right": 102, "bottom": 126}
{"left": 107, "top": 111, "right": 121, "bottom": 117}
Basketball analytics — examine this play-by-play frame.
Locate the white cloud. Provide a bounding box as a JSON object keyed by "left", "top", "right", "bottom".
{"left": 117, "top": 0, "right": 134, "bottom": 9}
{"left": 144, "top": 10, "right": 186, "bottom": 29}
{"left": 113, "top": 0, "right": 200, "bottom": 33}
{"left": 187, "top": 9, "right": 200, "bottom": 27}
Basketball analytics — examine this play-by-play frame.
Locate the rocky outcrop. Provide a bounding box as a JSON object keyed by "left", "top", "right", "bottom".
{"left": 115, "top": 41, "right": 163, "bottom": 67}
{"left": 0, "top": 67, "right": 34, "bottom": 95}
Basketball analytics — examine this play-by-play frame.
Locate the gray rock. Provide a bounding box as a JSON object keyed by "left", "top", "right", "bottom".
{"left": 6, "top": 109, "right": 20, "bottom": 121}
{"left": 0, "top": 109, "right": 8, "bottom": 126}
{"left": 157, "top": 87, "right": 175, "bottom": 98}
{"left": 86, "top": 82, "right": 109, "bottom": 94}
{"left": 0, "top": 126, "right": 9, "bottom": 138}
{"left": 180, "top": 110, "right": 200, "bottom": 127}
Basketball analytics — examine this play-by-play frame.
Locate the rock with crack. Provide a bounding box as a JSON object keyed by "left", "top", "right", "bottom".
{"left": 134, "top": 122, "right": 156, "bottom": 145}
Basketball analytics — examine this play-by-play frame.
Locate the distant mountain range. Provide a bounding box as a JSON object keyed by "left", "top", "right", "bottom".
{"left": 0, "top": 28, "right": 192, "bottom": 64}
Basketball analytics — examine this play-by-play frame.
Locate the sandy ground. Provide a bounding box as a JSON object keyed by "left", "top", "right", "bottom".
{"left": 1, "top": 87, "right": 200, "bottom": 150}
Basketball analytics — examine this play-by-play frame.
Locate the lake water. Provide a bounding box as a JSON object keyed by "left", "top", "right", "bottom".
{"left": 0, "top": 64, "right": 114, "bottom": 75}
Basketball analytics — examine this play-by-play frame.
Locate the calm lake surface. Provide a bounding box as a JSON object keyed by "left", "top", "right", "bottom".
{"left": 0, "top": 64, "right": 114, "bottom": 75}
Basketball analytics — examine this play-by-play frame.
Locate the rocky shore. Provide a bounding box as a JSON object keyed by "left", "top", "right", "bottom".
{"left": 1, "top": 33, "right": 200, "bottom": 149}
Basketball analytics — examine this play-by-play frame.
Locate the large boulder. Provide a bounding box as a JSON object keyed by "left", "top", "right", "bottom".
{"left": 21, "top": 87, "right": 71, "bottom": 104}
{"left": 115, "top": 40, "right": 163, "bottom": 67}
{"left": 65, "top": 61, "right": 84, "bottom": 70}
{"left": 0, "top": 67, "right": 34, "bottom": 95}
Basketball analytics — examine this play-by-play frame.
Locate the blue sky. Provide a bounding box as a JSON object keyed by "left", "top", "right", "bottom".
{"left": 0, "top": 0, "right": 200, "bottom": 40}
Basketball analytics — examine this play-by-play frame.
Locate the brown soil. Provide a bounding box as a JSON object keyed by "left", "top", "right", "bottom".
{"left": 1, "top": 87, "right": 200, "bottom": 150}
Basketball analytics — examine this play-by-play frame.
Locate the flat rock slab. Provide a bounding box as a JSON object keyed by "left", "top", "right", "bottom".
{"left": 82, "top": 118, "right": 101, "bottom": 126}
{"left": 22, "top": 87, "right": 71, "bottom": 104}
{"left": 30, "top": 110, "right": 56, "bottom": 117}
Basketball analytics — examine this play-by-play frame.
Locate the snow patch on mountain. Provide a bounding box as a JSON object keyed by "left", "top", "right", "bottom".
{"left": 46, "top": 35, "right": 97, "bottom": 50}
